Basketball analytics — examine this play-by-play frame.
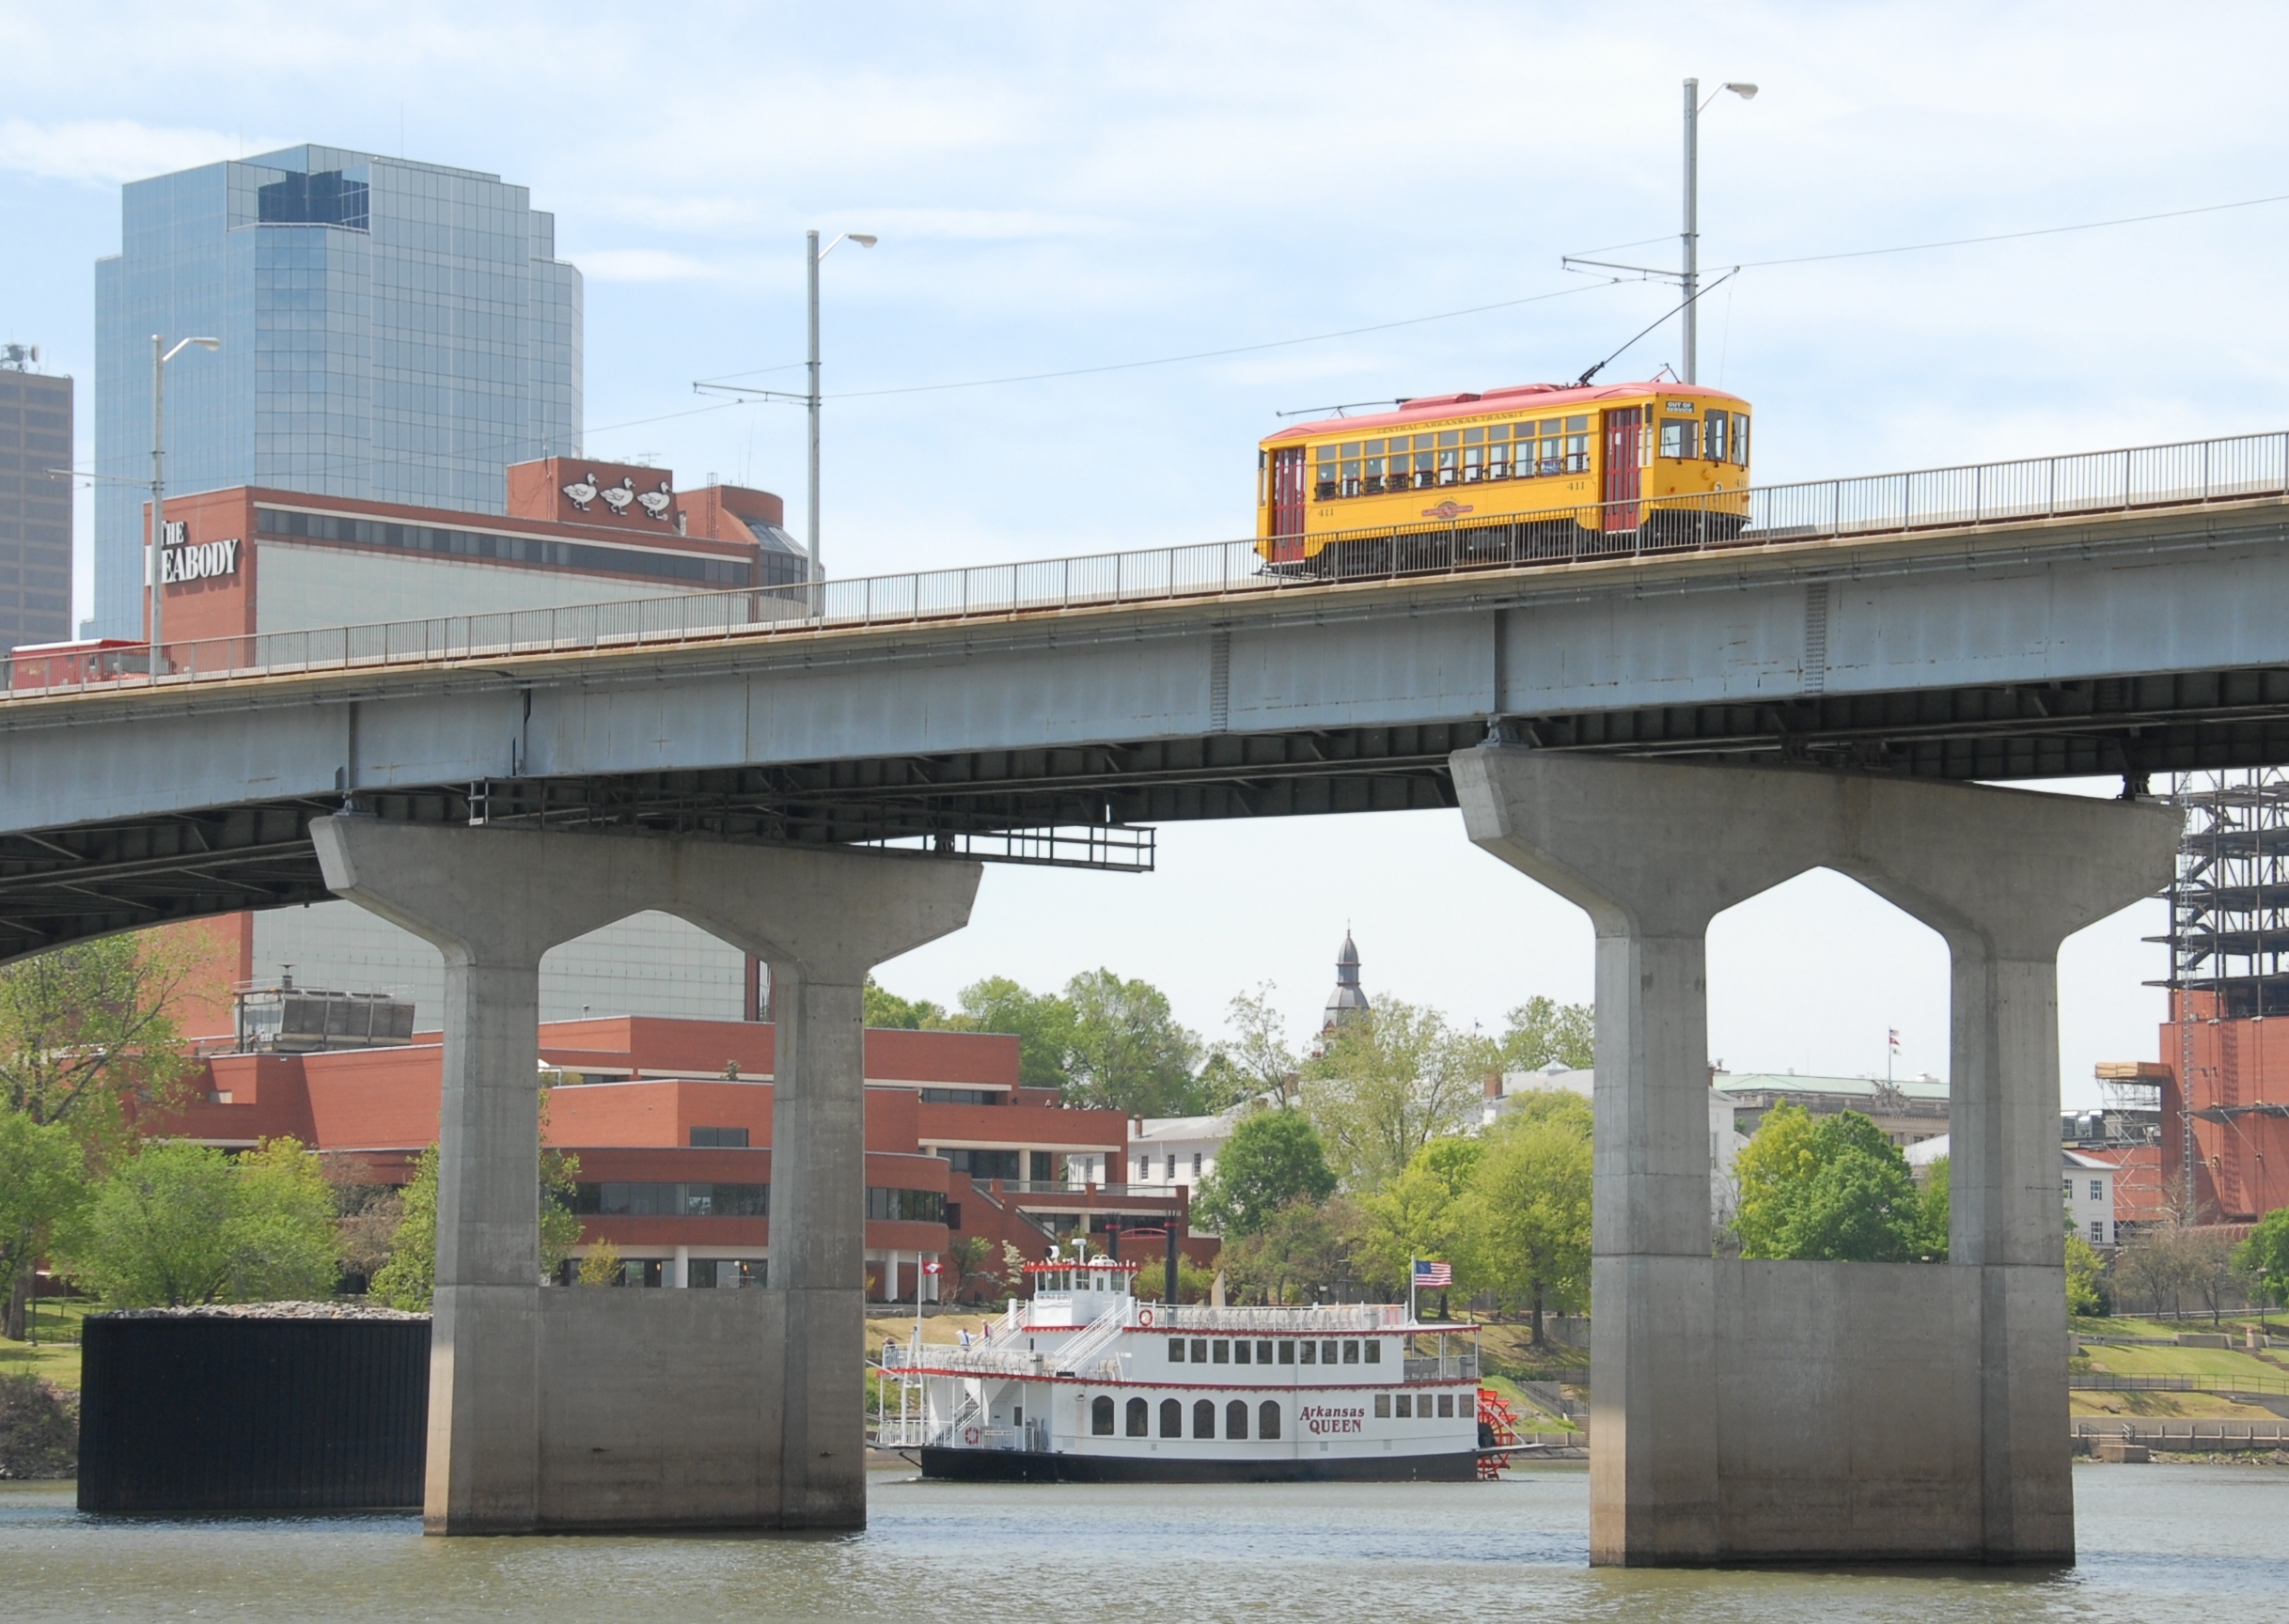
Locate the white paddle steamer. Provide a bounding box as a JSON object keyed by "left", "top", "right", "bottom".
{"left": 877, "top": 1254, "right": 1492, "bottom": 1482}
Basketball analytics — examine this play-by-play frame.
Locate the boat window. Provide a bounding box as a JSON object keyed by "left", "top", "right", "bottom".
{"left": 1374, "top": 1394, "right": 1391, "bottom": 1418}
{"left": 1300, "top": 1340, "right": 1317, "bottom": 1365}
{"left": 1395, "top": 1394, "right": 1412, "bottom": 1417}
{"left": 1190, "top": 1338, "right": 1208, "bottom": 1362}
{"left": 1126, "top": 1397, "right": 1149, "bottom": 1437}
{"left": 1213, "top": 1339, "right": 1231, "bottom": 1365}
{"left": 1091, "top": 1396, "right": 1114, "bottom": 1436}
{"left": 1169, "top": 1337, "right": 1185, "bottom": 1363}
{"left": 1443, "top": 1394, "right": 1459, "bottom": 1417}
{"left": 1363, "top": 1340, "right": 1381, "bottom": 1364}
{"left": 1660, "top": 419, "right": 1699, "bottom": 460}
{"left": 1322, "top": 1339, "right": 1339, "bottom": 1364}
{"left": 1342, "top": 1341, "right": 1359, "bottom": 1365}
{"left": 1226, "top": 1399, "right": 1249, "bottom": 1439}
{"left": 1234, "top": 1339, "right": 1251, "bottom": 1365}
{"left": 1161, "top": 1398, "right": 1183, "bottom": 1438}
{"left": 1259, "top": 1400, "right": 1281, "bottom": 1440}
{"left": 1194, "top": 1399, "right": 1215, "bottom": 1439}
{"left": 1277, "top": 1340, "right": 1294, "bottom": 1365}
{"left": 1257, "top": 1340, "right": 1273, "bottom": 1363}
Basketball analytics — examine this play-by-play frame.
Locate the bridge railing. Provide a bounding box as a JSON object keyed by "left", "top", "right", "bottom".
{"left": 11, "top": 429, "right": 2286, "bottom": 701}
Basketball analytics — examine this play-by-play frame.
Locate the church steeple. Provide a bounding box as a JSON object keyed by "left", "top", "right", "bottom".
{"left": 1322, "top": 929, "right": 1369, "bottom": 1032}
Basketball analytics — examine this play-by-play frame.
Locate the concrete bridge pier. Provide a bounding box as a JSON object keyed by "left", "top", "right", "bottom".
{"left": 310, "top": 817, "right": 980, "bottom": 1534}
{"left": 1450, "top": 749, "right": 2175, "bottom": 1566}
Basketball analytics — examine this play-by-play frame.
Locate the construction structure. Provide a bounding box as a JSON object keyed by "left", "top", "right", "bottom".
{"left": 2131, "top": 771, "right": 2289, "bottom": 1225}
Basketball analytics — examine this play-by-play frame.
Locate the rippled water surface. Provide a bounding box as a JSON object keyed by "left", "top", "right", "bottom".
{"left": 3, "top": 1463, "right": 2281, "bottom": 1622}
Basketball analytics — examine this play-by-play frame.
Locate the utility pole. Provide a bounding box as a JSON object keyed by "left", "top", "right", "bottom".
{"left": 1682, "top": 79, "right": 1700, "bottom": 384}
{"left": 806, "top": 229, "right": 822, "bottom": 586}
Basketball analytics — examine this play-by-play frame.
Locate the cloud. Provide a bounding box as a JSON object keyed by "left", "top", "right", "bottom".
{"left": 0, "top": 118, "right": 257, "bottom": 188}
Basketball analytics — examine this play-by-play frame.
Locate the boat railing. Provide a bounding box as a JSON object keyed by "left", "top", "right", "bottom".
{"left": 1049, "top": 1300, "right": 1134, "bottom": 1378}
{"left": 1403, "top": 1353, "right": 1481, "bottom": 1382}
{"left": 1153, "top": 1303, "right": 1408, "bottom": 1333}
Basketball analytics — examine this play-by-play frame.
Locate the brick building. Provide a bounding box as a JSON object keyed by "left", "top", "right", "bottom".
{"left": 157, "top": 1013, "right": 1208, "bottom": 1296}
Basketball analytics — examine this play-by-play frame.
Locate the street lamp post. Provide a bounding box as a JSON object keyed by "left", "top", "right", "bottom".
{"left": 149, "top": 334, "right": 221, "bottom": 663}
{"left": 1681, "top": 79, "right": 1756, "bottom": 383}
{"left": 805, "top": 229, "right": 876, "bottom": 586}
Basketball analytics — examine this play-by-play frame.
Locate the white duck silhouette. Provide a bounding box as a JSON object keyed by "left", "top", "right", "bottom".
{"left": 561, "top": 472, "right": 600, "bottom": 510}
{"left": 600, "top": 476, "right": 636, "bottom": 517}
{"left": 635, "top": 479, "right": 674, "bottom": 522}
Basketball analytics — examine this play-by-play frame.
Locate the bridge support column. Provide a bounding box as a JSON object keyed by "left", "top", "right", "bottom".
{"left": 311, "top": 818, "right": 978, "bottom": 1534}
{"left": 1451, "top": 748, "right": 2174, "bottom": 1565}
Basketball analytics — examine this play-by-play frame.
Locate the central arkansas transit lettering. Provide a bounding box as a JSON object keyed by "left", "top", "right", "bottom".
{"left": 1300, "top": 1404, "right": 1365, "bottom": 1436}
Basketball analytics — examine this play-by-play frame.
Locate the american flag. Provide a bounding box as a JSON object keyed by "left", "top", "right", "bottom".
{"left": 1413, "top": 1259, "right": 1451, "bottom": 1288}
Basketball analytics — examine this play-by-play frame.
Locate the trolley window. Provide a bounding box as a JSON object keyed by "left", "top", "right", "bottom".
{"left": 1660, "top": 418, "right": 1701, "bottom": 460}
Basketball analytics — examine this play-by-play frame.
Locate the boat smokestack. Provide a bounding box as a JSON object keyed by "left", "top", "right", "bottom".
{"left": 1165, "top": 1226, "right": 1180, "bottom": 1304}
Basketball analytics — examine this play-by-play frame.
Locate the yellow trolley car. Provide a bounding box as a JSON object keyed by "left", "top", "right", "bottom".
{"left": 1256, "top": 380, "right": 1751, "bottom": 571}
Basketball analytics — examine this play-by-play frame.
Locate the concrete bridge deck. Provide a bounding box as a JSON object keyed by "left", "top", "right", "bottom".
{"left": 3, "top": 428, "right": 2287, "bottom": 953}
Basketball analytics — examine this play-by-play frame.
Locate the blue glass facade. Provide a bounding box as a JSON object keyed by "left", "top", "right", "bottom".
{"left": 92, "top": 146, "right": 580, "bottom": 636}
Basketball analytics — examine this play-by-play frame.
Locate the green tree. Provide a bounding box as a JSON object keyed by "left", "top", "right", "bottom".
{"left": 864, "top": 977, "right": 951, "bottom": 1031}
{"left": 1220, "top": 1196, "right": 1361, "bottom": 1305}
{"left": 957, "top": 976, "right": 1076, "bottom": 1091}
{"left": 1464, "top": 1102, "right": 1592, "bottom": 1344}
{"left": 0, "top": 1112, "right": 86, "bottom": 1325}
{"left": 1732, "top": 1105, "right": 1929, "bottom": 1263}
{"left": 2236, "top": 1207, "right": 2289, "bottom": 1329}
{"left": 1302, "top": 997, "right": 1494, "bottom": 1190}
{"left": 0, "top": 933, "right": 209, "bottom": 1335}
{"left": 2064, "top": 1232, "right": 2112, "bottom": 1318}
{"left": 370, "top": 1148, "right": 438, "bottom": 1311}
{"left": 1353, "top": 1135, "right": 1483, "bottom": 1295}
{"left": 1918, "top": 1154, "right": 1952, "bottom": 1257}
{"left": 1063, "top": 969, "right": 1203, "bottom": 1116}
{"left": 575, "top": 1237, "right": 622, "bottom": 1287}
{"left": 1498, "top": 996, "right": 1594, "bottom": 1073}
{"left": 61, "top": 1137, "right": 341, "bottom": 1307}
{"left": 1214, "top": 983, "right": 1298, "bottom": 1096}
{"left": 1194, "top": 1109, "right": 1338, "bottom": 1237}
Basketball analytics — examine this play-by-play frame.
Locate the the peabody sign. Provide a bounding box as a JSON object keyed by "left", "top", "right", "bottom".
{"left": 158, "top": 522, "right": 241, "bottom": 585}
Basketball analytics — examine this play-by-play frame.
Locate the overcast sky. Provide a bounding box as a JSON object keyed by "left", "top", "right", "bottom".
{"left": 8, "top": 2, "right": 2285, "bottom": 1101}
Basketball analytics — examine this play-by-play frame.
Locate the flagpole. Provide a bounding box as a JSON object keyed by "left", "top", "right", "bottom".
{"left": 1409, "top": 1257, "right": 1418, "bottom": 1323}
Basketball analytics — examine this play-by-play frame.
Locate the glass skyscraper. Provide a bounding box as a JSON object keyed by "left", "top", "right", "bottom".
{"left": 91, "top": 145, "right": 580, "bottom": 636}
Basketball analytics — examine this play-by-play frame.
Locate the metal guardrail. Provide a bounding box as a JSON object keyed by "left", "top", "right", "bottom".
{"left": 12, "top": 429, "right": 2286, "bottom": 703}
{"left": 2070, "top": 1372, "right": 2289, "bottom": 1395}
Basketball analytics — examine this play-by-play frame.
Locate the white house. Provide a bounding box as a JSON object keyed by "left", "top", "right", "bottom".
{"left": 1127, "top": 1109, "right": 1241, "bottom": 1194}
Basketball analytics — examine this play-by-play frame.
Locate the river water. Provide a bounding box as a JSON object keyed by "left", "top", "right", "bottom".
{"left": 2, "top": 1464, "right": 2281, "bottom": 1622}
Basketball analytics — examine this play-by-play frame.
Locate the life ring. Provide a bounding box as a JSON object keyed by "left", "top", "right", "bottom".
{"left": 963, "top": 1425, "right": 980, "bottom": 1445}
{"left": 1137, "top": 1307, "right": 1153, "bottom": 1327}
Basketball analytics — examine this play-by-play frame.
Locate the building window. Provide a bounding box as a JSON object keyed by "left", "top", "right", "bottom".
{"left": 1374, "top": 1394, "right": 1391, "bottom": 1418}
{"left": 1137, "top": 1156, "right": 1149, "bottom": 1181}
{"left": 1277, "top": 1340, "right": 1295, "bottom": 1365}
{"left": 936, "top": 1148, "right": 1022, "bottom": 1182}
{"left": 1194, "top": 1399, "right": 1216, "bottom": 1439}
{"left": 1166, "top": 1154, "right": 1176, "bottom": 1180}
{"left": 917, "top": 1087, "right": 997, "bottom": 1104}
{"left": 689, "top": 1126, "right": 748, "bottom": 1148}
{"left": 1169, "top": 1337, "right": 1186, "bottom": 1363}
{"left": 1342, "top": 1340, "right": 1359, "bottom": 1365}
{"left": 2092, "top": 1220, "right": 2106, "bottom": 1245}
{"left": 1126, "top": 1397, "right": 1149, "bottom": 1437}
{"left": 1160, "top": 1398, "right": 1183, "bottom": 1438}
{"left": 1395, "top": 1394, "right": 1413, "bottom": 1418}
{"left": 1226, "top": 1400, "right": 1249, "bottom": 1440}
{"left": 1091, "top": 1396, "right": 1115, "bottom": 1436}
{"left": 1213, "top": 1339, "right": 1230, "bottom": 1364}
{"left": 1258, "top": 1400, "right": 1281, "bottom": 1440}
{"left": 572, "top": 1181, "right": 767, "bottom": 1216}
{"left": 865, "top": 1187, "right": 949, "bottom": 1224}
{"left": 1192, "top": 1153, "right": 1202, "bottom": 1177}
{"left": 2091, "top": 1180, "right": 2104, "bottom": 1201}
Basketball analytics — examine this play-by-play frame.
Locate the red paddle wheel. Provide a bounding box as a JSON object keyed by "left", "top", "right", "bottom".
{"left": 1476, "top": 1385, "right": 1522, "bottom": 1478}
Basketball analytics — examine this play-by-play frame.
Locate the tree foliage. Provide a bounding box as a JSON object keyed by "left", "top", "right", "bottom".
{"left": 1219, "top": 1196, "right": 1362, "bottom": 1305}
{"left": 369, "top": 1147, "right": 438, "bottom": 1311}
{"left": 61, "top": 1137, "right": 340, "bottom": 1307}
{"left": 1497, "top": 997, "right": 1594, "bottom": 1073}
{"left": 1732, "top": 1105, "right": 1932, "bottom": 1263}
{"left": 863, "top": 978, "right": 952, "bottom": 1031}
{"left": 1301, "top": 997, "right": 1493, "bottom": 1189}
{"left": 0, "top": 1111, "right": 86, "bottom": 1320}
{"left": 2064, "top": 1232, "right": 2111, "bottom": 1318}
{"left": 1194, "top": 1109, "right": 1337, "bottom": 1237}
{"left": 2238, "top": 1207, "right": 2289, "bottom": 1320}
{"left": 1063, "top": 970, "right": 1204, "bottom": 1116}
{"left": 1351, "top": 1135, "right": 1482, "bottom": 1291}
{"left": 1464, "top": 1100, "right": 1593, "bottom": 1344}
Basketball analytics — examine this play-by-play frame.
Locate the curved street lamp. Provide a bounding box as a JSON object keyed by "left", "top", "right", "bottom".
{"left": 807, "top": 230, "right": 878, "bottom": 585}
{"left": 150, "top": 335, "right": 220, "bottom": 663}
{"left": 1683, "top": 80, "right": 1757, "bottom": 383}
